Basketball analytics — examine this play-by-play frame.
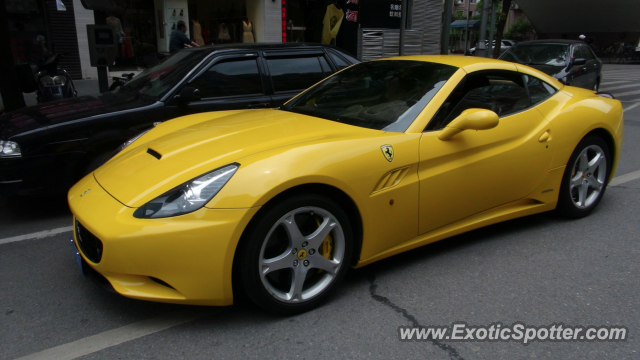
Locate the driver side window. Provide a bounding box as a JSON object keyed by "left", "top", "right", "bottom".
{"left": 426, "top": 71, "right": 529, "bottom": 131}
{"left": 189, "top": 58, "right": 264, "bottom": 99}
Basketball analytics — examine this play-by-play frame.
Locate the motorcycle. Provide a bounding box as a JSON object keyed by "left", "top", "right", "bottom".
{"left": 16, "top": 52, "right": 77, "bottom": 103}
{"left": 109, "top": 73, "right": 135, "bottom": 91}
{"left": 34, "top": 52, "right": 77, "bottom": 103}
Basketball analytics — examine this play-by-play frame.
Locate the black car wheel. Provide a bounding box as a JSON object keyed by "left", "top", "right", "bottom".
{"left": 237, "top": 193, "right": 353, "bottom": 315}
{"left": 593, "top": 78, "right": 600, "bottom": 91}
{"left": 556, "top": 135, "right": 611, "bottom": 219}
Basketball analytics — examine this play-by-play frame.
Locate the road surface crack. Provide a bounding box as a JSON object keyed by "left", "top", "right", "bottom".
{"left": 367, "top": 273, "right": 464, "bottom": 360}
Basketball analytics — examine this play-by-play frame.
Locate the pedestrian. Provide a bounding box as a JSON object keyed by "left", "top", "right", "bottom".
{"left": 169, "top": 21, "right": 199, "bottom": 53}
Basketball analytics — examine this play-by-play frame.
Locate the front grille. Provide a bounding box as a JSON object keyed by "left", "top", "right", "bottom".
{"left": 75, "top": 220, "right": 103, "bottom": 263}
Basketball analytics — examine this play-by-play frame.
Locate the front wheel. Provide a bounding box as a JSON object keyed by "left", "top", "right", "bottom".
{"left": 237, "top": 194, "right": 353, "bottom": 315}
{"left": 556, "top": 135, "right": 610, "bottom": 218}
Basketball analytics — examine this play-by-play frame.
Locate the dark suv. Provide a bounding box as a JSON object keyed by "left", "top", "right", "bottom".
{"left": 0, "top": 43, "right": 359, "bottom": 196}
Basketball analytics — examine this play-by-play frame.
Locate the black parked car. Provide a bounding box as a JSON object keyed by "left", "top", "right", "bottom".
{"left": 0, "top": 43, "right": 359, "bottom": 196}
{"left": 499, "top": 40, "right": 602, "bottom": 91}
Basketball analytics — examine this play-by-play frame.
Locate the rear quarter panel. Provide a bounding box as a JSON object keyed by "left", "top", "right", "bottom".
{"left": 536, "top": 86, "right": 623, "bottom": 179}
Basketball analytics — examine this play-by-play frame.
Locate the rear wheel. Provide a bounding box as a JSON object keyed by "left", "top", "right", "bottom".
{"left": 556, "top": 136, "right": 610, "bottom": 218}
{"left": 237, "top": 194, "right": 353, "bottom": 315}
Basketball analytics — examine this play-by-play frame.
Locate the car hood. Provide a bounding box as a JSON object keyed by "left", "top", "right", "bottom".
{"left": 0, "top": 90, "right": 155, "bottom": 139}
{"left": 94, "top": 109, "right": 377, "bottom": 208}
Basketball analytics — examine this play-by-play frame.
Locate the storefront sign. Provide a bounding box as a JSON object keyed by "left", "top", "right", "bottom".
{"left": 282, "top": 0, "right": 287, "bottom": 42}
{"left": 345, "top": 10, "right": 358, "bottom": 22}
{"left": 359, "top": 0, "right": 403, "bottom": 28}
{"left": 56, "top": 0, "right": 67, "bottom": 11}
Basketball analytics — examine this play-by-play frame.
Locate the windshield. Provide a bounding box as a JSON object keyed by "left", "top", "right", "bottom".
{"left": 282, "top": 60, "right": 457, "bottom": 132}
{"left": 500, "top": 44, "right": 569, "bottom": 66}
{"left": 122, "top": 50, "right": 209, "bottom": 99}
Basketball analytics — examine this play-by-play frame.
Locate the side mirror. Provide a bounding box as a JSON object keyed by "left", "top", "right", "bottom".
{"left": 437, "top": 109, "right": 499, "bottom": 141}
{"left": 174, "top": 86, "right": 201, "bottom": 104}
{"left": 573, "top": 58, "right": 587, "bottom": 66}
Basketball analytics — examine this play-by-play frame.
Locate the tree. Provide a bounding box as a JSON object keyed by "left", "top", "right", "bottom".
{"left": 492, "top": 0, "right": 513, "bottom": 58}
{"left": 505, "top": 16, "right": 533, "bottom": 42}
{"left": 0, "top": 1, "right": 26, "bottom": 112}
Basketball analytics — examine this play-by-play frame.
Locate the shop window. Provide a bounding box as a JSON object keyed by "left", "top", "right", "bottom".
{"left": 190, "top": 58, "right": 263, "bottom": 98}
{"left": 266, "top": 56, "right": 326, "bottom": 92}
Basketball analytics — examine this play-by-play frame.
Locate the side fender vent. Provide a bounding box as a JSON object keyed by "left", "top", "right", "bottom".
{"left": 372, "top": 165, "right": 411, "bottom": 194}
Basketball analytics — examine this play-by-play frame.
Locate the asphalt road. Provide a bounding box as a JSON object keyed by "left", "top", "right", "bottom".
{"left": 1, "top": 64, "right": 640, "bottom": 360}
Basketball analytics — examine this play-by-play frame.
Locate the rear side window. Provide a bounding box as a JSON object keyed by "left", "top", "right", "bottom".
{"left": 428, "top": 71, "right": 529, "bottom": 130}
{"left": 266, "top": 56, "right": 326, "bottom": 92}
{"left": 329, "top": 51, "right": 351, "bottom": 70}
{"left": 190, "top": 58, "right": 263, "bottom": 98}
{"left": 526, "top": 75, "right": 557, "bottom": 105}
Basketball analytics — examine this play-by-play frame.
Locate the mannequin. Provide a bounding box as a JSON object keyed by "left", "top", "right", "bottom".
{"left": 322, "top": 4, "right": 344, "bottom": 45}
{"left": 242, "top": 20, "right": 254, "bottom": 43}
{"left": 192, "top": 20, "right": 204, "bottom": 46}
{"left": 218, "top": 23, "right": 230, "bottom": 41}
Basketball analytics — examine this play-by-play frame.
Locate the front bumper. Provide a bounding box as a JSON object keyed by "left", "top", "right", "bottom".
{"left": 68, "top": 174, "right": 259, "bottom": 306}
{"left": 0, "top": 152, "right": 83, "bottom": 196}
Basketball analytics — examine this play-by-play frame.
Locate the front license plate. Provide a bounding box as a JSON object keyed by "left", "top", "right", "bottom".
{"left": 69, "top": 236, "right": 84, "bottom": 273}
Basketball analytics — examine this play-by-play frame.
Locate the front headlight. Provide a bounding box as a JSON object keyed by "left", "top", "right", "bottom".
{"left": 133, "top": 164, "right": 239, "bottom": 219}
{"left": 40, "top": 75, "right": 54, "bottom": 86}
{"left": 0, "top": 140, "right": 21, "bottom": 157}
{"left": 40, "top": 75, "right": 67, "bottom": 87}
{"left": 116, "top": 128, "right": 152, "bottom": 153}
{"left": 52, "top": 75, "right": 67, "bottom": 86}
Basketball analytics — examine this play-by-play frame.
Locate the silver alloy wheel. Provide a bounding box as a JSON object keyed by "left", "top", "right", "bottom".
{"left": 258, "top": 206, "right": 345, "bottom": 303}
{"left": 570, "top": 145, "right": 607, "bottom": 209}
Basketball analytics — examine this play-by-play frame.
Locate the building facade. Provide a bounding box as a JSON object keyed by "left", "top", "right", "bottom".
{"left": 4, "top": 0, "right": 445, "bottom": 81}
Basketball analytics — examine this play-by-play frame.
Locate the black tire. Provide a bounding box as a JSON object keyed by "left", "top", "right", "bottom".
{"left": 593, "top": 77, "right": 600, "bottom": 92}
{"left": 556, "top": 135, "right": 611, "bottom": 219}
{"left": 237, "top": 193, "right": 353, "bottom": 315}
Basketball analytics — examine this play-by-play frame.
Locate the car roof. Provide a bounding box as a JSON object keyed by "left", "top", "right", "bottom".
{"left": 511, "top": 39, "right": 582, "bottom": 46}
{"left": 182, "top": 42, "right": 350, "bottom": 55}
{"left": 378, "top": 55, "right": 514, "bottom": 69}
{"left": 377, "top": 55, "right": 563, "bottom": 88}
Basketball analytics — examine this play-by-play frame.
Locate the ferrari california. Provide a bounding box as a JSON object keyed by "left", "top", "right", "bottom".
{"left": 68, "top": 56, "right": 623, "bottom": 314}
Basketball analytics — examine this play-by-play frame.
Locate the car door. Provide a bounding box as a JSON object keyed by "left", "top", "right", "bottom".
{"left": 568, "top": 45, "right": 589, "bottom": 88}
{"left": 262, "top": 50, "right": 335, "bottom": 107}
{"left": 164, "top": 53, "right": 273, "bottom": 119}
{"left": 417, "top": 70, "right": 555, "bottom": 235}
{"left": 580, "top": 45, "right": 599, "bottom": 89}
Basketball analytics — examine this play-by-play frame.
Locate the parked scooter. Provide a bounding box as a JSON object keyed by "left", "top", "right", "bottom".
{"left": 16, "top": 52, "right": 77, "bottom": 104}
{"left": 33, "top": 52, "right": 77, "bottom": 103}
{"left": 109, "top": 73, "right": 135, "bottom": 91}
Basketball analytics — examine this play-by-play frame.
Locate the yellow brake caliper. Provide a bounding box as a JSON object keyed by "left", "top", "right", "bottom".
{"left": 316, "top": 217, "right": 333, "bottom": 273}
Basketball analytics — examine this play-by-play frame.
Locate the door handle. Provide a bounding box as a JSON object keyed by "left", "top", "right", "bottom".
{"left": 247, "top": 103, "right": 271, "bottom": 109}
{"left": 538, "top": 131, "right": 551, "bottom": 142}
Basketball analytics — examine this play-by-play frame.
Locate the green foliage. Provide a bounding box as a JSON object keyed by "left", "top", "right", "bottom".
{"left": 505, "top": 16, "right": 533, "bottom": 42}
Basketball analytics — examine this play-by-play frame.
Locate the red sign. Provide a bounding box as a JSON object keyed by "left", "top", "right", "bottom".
{"left": 281, "top": 0, "right": 287, "bottom": 42}
{"left": 345, "top": 9, "right": 359, "bottom": 22}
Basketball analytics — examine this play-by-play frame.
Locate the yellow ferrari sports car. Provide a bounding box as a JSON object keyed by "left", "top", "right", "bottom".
{"left": 69, "top": 55, "right": 623, "bottom": 314}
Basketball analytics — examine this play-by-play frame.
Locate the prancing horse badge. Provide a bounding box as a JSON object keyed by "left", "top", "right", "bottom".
{"left": 381, "top": 145, "right": 394, "bottom": 162}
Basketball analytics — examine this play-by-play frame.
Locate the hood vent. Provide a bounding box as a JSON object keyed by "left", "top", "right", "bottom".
{"left": 372, "top": 165, "right": 411, "bottom": 194}
{"left": 147, "top": 148, "right": 162, "bottom": 160}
